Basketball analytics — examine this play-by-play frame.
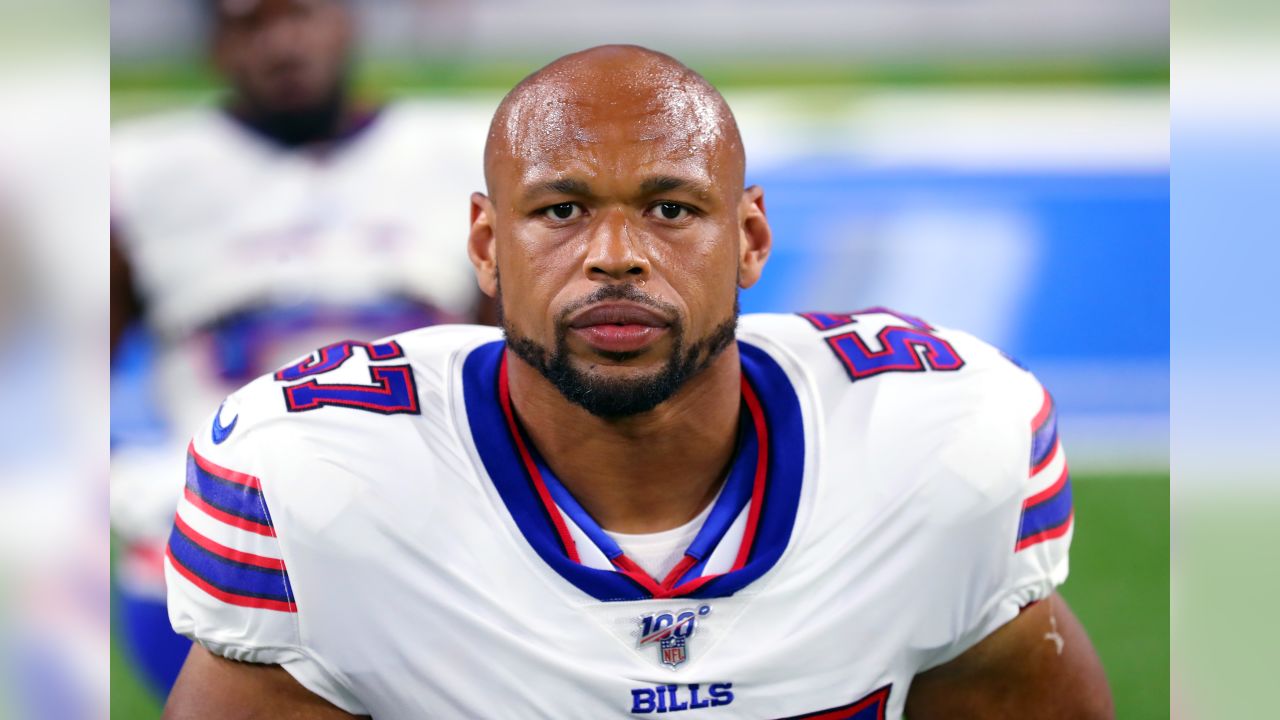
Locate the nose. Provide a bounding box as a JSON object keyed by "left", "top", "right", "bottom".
{"left": 583, "top": 209, "right": 651, "bottom": 282}
{"left": 254, "top": 15, "right": 304, "bottom": 61}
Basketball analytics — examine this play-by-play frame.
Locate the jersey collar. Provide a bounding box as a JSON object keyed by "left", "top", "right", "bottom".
{"left": 462, "top": 340, "right": 805, "bottom": 602}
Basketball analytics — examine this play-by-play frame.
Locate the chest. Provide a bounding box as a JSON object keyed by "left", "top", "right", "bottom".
{"left": 288, "top": 466, "right": 935, "bottom": 720}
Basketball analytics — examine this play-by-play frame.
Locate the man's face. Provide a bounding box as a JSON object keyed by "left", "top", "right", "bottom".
{"left": 478, "top": 64, "right": 768, "bottom": 418}
{"left": 212, "top": 0, "right": 351, "bottom": 117}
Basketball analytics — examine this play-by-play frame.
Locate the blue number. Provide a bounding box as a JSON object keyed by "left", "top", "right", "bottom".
{"left": 275, "top": 340, "right": 420, "bottom": 415}
{"left": 799, "top": 310, "right": 963, "bottom": 383}
{"left": 275, "top": 340, "right": 404, "bottom": 381}
{"left": 826, "top": 326, "right": 964, "bottom": 382}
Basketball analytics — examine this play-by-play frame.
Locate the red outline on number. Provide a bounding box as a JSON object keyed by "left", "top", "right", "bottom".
{"left": 826, "top": 326, "right": 964, "bottom": 382}
{"left": 283, "top": 365, "right": 420, "bottom": 414}
{"left": 275, "top": 340, "right": 405, "bottom": 381}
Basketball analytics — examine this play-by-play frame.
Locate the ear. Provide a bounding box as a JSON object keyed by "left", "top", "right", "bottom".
{"left": 469, "top": 192, "right": 499, "bottom": 298}
{"left": 737, "top": 185, "right": 772, "bottom": 289}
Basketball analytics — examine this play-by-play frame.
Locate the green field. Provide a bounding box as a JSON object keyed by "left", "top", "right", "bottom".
{"left": 111, "top": 472, "right": 1170, "bottom": 718}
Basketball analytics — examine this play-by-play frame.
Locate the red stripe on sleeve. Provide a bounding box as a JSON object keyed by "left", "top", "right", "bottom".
{"left": 1014, "top": 511, "right": 1075, "bottom": 552}
{"left": 188, "top": 441, "right": 263, "bottom": 491}
{"left": 165, "top": 546, "right": 297, "bottom": 613}
{"left": 1030, "top": 438, "right": 1062, "bottom": 478}
{"left": 184, "top": 487, "right": 277, "bottom": 537}
{"left": 1023, "top": 463, "right": 1069, "bottom": 510}
{"left": 1030, "top": 387, "right": 1054, "bottom": 431}
{"left": 173, "top": 513, "right": 285, "bottom": 571}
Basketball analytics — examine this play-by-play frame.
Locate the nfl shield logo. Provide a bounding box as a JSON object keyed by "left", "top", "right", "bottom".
{"left": 660, "top": 636, "right": 688, "bottom": 668}
{"left": 637, "top": 605, "right": 710, "bottom": 670}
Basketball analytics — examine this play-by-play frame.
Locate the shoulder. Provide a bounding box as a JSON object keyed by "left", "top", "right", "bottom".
{"left": 112, "top": 108, "right": 240, "bottom": 217}
{"left": 201, "top": 324, "right": 501, "bottom": 458}
{"left": 739, "top": 310, "right": 1045, "bottom": 502}
{"left": 113, "top": 107, "right": 229, "bottom": 166}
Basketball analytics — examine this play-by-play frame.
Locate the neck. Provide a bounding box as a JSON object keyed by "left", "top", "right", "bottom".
{"left": 227, "top": 95, "right": 365, "bottom": 149}
{"left": 507, "top": 346, "right": 743, "bottom": 535}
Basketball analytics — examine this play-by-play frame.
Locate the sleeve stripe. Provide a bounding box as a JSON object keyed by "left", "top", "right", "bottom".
{"left": 1015, "top": 510, "right": 1074, "bottom": 552}
{"left": 186, "top": 447, "right": 275, "bottom": 530}
{"left": 176, "top": 496, "right": 281, "bottom": 558}
{"left": 166, "top": 522, "right": 296, "bottom": 611}
{"left": 1030, "top": 387, "right": 1054, "bottom": 431}
{"left": 1016, "top": 464, "right": 1074, "bottom": 552}
{"left": 188, "top": 441, "right": 262, "bottom": 490}
{"left": 173, "top": 513, "right": 285, "bottom": 571}
{"left": 1030, "top": 438, "right": 1062, "bottom": 479}
{"left": 1029, "top": 391, "right": 1058, "bottom": 469}
{"left": 166, "top": 547, "right": 297, "bottom": 613}
{"left": 184, "top": 487, "right": 277, "bottom": 537}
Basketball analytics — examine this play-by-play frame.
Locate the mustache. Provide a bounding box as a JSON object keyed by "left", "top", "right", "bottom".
{"left": 555, "top": 284, "right": 681, "bottom": 328}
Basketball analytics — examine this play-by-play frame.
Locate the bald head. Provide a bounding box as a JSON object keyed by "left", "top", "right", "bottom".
{"left": 484, "top": 45, "right": 745, "bottom": 200}
{"left": 467, "top": 45, "right": 772, "bottom": 417}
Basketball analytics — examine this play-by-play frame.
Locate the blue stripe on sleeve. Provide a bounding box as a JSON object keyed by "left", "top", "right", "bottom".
{"left": 1017, "top": 476, "right": 1073, "bottom": 542}
{"left": 167, "top": 524, "right": 293, "bottom": 603}
{"left": 185, "top": 454, "right": 274, "bottom": 527}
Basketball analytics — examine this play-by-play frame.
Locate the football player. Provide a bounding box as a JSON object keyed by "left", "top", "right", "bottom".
{"left": 161, "top": 45, "right": 1112, "bottom": 718}
{"left": 111, "top": 0, "right": 485, "bottom": 695}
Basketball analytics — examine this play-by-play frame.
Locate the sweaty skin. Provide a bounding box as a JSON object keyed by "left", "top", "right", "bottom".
{"left": 471, "top": 45, "right": 768, "bottom": 535}
{"left": 163, "top": 46, "right": 1112, "bottom": 719}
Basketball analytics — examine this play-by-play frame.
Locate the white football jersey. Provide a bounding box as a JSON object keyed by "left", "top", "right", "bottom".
{"left": 111, "top": 101, "right": 482, "bottom": 341}
{"left": 111, "top": 102, "right": 487, "bottom": 567}
{"left": 166, "top": 311, "right": 1072, "bottom": 719}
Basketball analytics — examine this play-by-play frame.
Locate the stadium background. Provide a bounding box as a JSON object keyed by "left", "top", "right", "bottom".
{"left": 110, "top": 1, "right": 1169, "bottom": 717}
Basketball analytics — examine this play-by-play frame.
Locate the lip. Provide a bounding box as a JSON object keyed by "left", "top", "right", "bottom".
{"left": 568, "top": 303, "right": 669, "bottom": 329}
{"left": 567, "top": 302, "right": 670, "bottom": 354}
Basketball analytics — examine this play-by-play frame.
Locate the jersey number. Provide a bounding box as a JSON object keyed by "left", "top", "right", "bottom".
{"left": 275, "top": 340, "right": 420, "bottom": 415}
{"left": 800, "top": 310, "right": 964, "bottom": 382}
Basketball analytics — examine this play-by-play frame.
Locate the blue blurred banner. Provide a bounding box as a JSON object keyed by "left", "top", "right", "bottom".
{"left": 746, "top": 163, "right": 1169, "bottom": 466}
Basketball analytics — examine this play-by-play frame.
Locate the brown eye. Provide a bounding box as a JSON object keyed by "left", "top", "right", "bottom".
{"left": 651, "top": 202, "right": 690, "bottom": 221}
{"left": 543, "top": 203, "right": 581, "bottom": 221}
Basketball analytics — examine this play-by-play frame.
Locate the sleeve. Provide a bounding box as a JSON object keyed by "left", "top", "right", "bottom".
{"left": 923, "top": 368, "right": 1074, "bottom": 668}
{"left": 163, "top": 396, "right": 369, "bottom": 715}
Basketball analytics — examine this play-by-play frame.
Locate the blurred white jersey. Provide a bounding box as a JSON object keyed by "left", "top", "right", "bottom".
{"left": 166, "top": 311, "right": 1073, "bottom": 719}
{"left": 111, "top": 103, "right": 486, "bottom": 568}
{"left": 112, "top": 101, "right": 481, "bottom": 341}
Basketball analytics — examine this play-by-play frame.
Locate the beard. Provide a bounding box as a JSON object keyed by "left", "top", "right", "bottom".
{"left": 500, "top": 283, "right": 739, "bottom": 420}
{"left": 232, "top": 76, "right": 350, "bottom": 148}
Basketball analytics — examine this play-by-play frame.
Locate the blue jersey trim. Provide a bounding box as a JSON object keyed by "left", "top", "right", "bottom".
{"left": 186, "top": 455, "right": 273, "bottom": 528}
{"left": 684, "top": 342, "right": 806, "bottom": 599}
{"left": 462, "top": 340, "right": 806, "bottom": 602}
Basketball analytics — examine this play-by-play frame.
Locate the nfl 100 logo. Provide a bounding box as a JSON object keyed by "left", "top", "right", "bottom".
{"left": 636, "top": 605, "right": 711, "bottom": 669}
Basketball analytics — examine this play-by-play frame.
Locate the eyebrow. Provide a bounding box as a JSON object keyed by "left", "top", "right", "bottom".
{"left": 521, "top": 175, "right": 714, "bottom": 204}
{"left": 639, "top": 175, "right": 713, "bottom": 201}
{"left": 523, "top": 178, "right": 593, "bottom": 203}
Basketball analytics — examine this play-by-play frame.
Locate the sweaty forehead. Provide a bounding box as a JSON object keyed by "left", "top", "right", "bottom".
{"left": 485, "top": 48, "right": 744, "bottom": 197}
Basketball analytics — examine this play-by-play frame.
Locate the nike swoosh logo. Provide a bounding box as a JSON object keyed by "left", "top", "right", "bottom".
{"left": 211, "top": 402, "right": 238, "bottom": 445}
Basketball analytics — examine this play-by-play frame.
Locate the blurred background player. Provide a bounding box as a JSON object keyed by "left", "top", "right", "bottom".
{"left": 110, "top": 0, "right": 487, "bottom": 697}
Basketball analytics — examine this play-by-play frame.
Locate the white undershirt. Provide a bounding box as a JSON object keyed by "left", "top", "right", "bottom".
{"left": 604, "top": 498, "right": 717, "bottom": 581}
